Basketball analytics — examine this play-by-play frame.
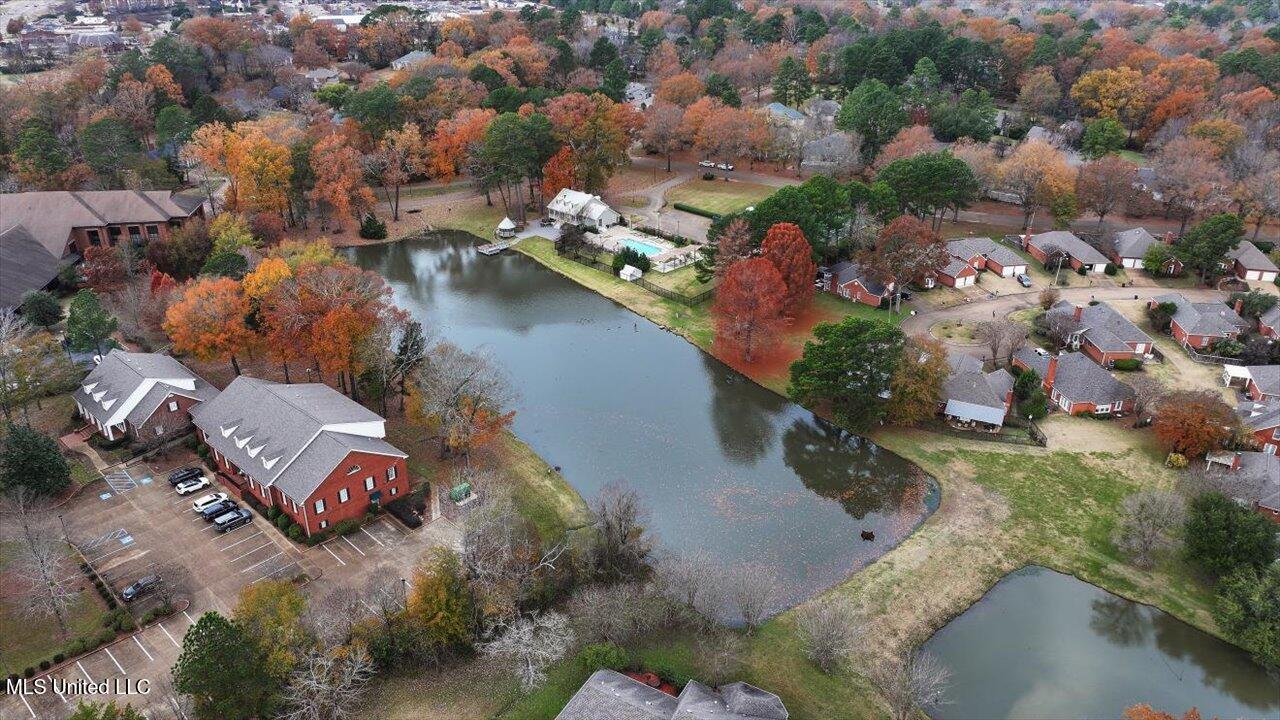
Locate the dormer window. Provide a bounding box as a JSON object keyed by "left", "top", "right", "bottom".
{"left": 220, "top": 425, "right": 238, "bottom": 438}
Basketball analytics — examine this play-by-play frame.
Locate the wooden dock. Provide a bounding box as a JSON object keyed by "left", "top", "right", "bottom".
{"left": 477, "top": 237, "right": 521, "bottom": 255}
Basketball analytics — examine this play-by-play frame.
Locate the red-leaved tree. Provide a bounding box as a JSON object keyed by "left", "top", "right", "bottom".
{"left": 760, "top": 222, "right": 816, "bottom": 318}
{"left": 857, "top": 216, "right": 949, "bottom": 290}
{"left": 713, "top": 258, "right": 785, "bottom": 363}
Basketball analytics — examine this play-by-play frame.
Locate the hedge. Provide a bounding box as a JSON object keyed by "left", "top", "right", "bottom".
{"left": 671, "top": 202, "right": 719, "bottom": 219}
{"left": 386, "top": 498, "right": 423, "bottom": 528}
{"left": 1112, "top": 358, "right": 1142, "bottom": 371}
{"left": 334, "top": 518, "right": 361, "bottom": 536}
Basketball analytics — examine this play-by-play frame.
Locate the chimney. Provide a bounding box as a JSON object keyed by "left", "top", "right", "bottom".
{"left": 1073, "top": 305, "right": 1083, "bottom": 322}
{"left": 1005, "top": 388, "right": 1015, "bottom": 410}
{"left": 1235, "top": 298, "right": 1244, "bottom": 316}
{"left": 1045, "top": 355, "right": 1059, "bottom": 389}
{"left": 1022, "top": 232, "right": 1032, "bottom": 248}
{"left": 1163, "top": 231, "right": 1175, "bottom": 246}
{"left": 1232, "top": 452, "right": 1243, "bottom": 471}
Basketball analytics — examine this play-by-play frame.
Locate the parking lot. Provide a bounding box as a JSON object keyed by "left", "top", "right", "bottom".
{"left": 1, "top": 451, "right": 461, "bottom": 719}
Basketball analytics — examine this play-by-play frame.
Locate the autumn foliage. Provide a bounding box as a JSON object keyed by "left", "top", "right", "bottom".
{"left": 163, "top": 277, "right": 253, "bottom": 375}
{"left": 759, "top": 223, "right": 816, "bottom": 318}
{"left": 713, "top": 258, "right": 786, "bottom": 363}
{"left": 1152, "top": 390, "right": 1237, "bottom": 459}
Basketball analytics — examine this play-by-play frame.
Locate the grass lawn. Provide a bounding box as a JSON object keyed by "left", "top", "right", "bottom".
{"left": 930, "top": 319, "right": 980, "bottom": 344}
{"left": 1116, "top": 150, "right": 1147, "bottom": 164}
{"left": 0, "top": 541, "right": 106, "bottom": 677}
{"left": 642, "top": 263, "right": 716, "bottom": 296}
{"left": 666, "top": 178, "right": 776, "bottom": 216}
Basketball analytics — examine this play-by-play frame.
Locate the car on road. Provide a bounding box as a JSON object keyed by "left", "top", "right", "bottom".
{"left": 121, "top": 575, "right": 159, "bottom": 602}
{"left": 539, "top": 217, "right": 554, "bottom": 227}
{"left": 199, "top": 499, "right": 238, "bottom": 521}
{"left": 167, "top": 466, "right": 202, "bottom": 486}
{"left": 1034, "top": 347, "right": 1051, "bottom": 357}
{"left": 1016, "top": 273, "right": 1033, "bottom": 288}
{"left": 174, "top": 476, "right": 211, "bottom": 495}
{"left": 698, "top": 160, "right": 715, "bottom": 168}
{"left": 899, "top": 290, "right": 913, "bottom": 301}
{"left": 192, "top": 492, "right": 230, "bottom": 513}
{"left": 214, "top": 508, "right": 254, "bottom": 533}
{"left": 716, "top": 162, "right": 735, "bottom": 171}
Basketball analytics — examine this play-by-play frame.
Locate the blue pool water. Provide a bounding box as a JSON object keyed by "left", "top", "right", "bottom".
{"left": 623, "top": 238, "right": 663, "bottom": 256}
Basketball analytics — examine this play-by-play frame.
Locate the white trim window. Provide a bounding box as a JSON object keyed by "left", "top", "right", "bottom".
{"left": 364, "top": 477, "right": 375, "bottom": 491}
{"left": 338, "top": 488, "right": 350, "bottom": 504}
{"left": 346, "top": 465, "right": 361, "bottom": 475}
{"left": 168, "top": 400, "right": 179, "bottom": 412}
{"left": 390, "top": 487, "right": 398, "bottom": 496}
{"left": 314, "top": 499, "right": 326, "bottom": 514}
{"left": 387, "top": 465, "right": 397, "bottom": 481}
{"left": 319, "top": 520, "right": 328, "bottom": 530}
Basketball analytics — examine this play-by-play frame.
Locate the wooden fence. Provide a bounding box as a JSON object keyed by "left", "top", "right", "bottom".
{"left": 558, "top": 248, "right": 714, "bottom": 307}
{"left": 920, "top": 417, "right": 1047, "bottom": 447}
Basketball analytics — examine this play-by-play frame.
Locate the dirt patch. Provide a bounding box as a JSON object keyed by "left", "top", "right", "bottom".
{"left": 929, "top": 319, "right": 982, "bottom": 345}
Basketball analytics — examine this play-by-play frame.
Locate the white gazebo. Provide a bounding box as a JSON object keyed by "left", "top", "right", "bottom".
{"left": 619, "top": 264, "right": 643, "bottom": 282}
{"left": 495, "top": 217, "right": 517, "bottom": 240}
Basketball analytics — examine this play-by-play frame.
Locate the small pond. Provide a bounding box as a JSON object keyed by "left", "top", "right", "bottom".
{"left": 923, "top": 566, "right": 1280, "bottom": 719}
{"left": 347, "top": 232, "right": 939, "bottom": 611}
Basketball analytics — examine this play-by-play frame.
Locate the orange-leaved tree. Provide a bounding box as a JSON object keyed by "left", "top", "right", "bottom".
{"left": 164, "top": 277, "right": 253, "bottom": 376}
{"left": 428, "top": 108, "right": 495, "bottom": 182}
{"left": 1151, "top": 390, "right": 1237, "bottom": 459}
{"left": 713, "top": 258, "right": 785, "bottom": 363}
{"left": 1123, "top": 705, "right": 1202, "bottom": 720}
{"left": 541, "top": 146, "right": 576, "bottom": 205}
{"left": 760, "top": 222, "right": 816, "bottom": 318}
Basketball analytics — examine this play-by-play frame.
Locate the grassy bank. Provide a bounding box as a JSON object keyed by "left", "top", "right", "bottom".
{"left": 0, "top": 542, "right": 107, "bottom": 677}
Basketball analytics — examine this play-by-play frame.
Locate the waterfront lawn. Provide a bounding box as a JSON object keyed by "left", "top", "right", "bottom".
{"left": 642, "top": 263, "right": 715, "bottom": 296}
{"left": 0, "top": 542, "right": 105, "bottom": 677}
{"left": 666, "top": 179, "right": 776, "bottom": 216}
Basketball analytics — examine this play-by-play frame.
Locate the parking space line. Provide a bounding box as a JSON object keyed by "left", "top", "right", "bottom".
{"left": 360, "top": 526, "right": 386, "bottom": 547}
{"left": 229, "top": 541, "right": 274, "bottom": 563}
{"left": 218, "top": 522, "right": 253, "bottom": 537}
{"left": 86, "top": 541, "right": 137, "bottom": 563}
{"left": 241, "top": 551, "right": 284, "bottom": 573}
{"left": 133, "top": 635, "right": 154, "bottom": 662}
{"left": 76, "top": 660, "right": 94, "bottom": 683}
{"left": 104, "top": 647, "right": 126, "bottom": 675}
{"left": 158, "top": 623, "right": 180, "bottom": 648}
{"left": 341, "top": 535, "right": 366, "bottom": 557}
{"left": 53, "top": 680, "right": 67, "bottom": 703}
{"left": 219, "top": 530, "right": 263, "bottom": 551}
{"left": 18, "top": 691, "right": 36, "bottom": 718}
{"left": 183, "top": 610, "right": 195, "bottom": 625}
{"left": 252, "top": 560, "right": 299, "bottom": 584}
{"left": 322, "top": 543, "right": 346, "bottom": 566}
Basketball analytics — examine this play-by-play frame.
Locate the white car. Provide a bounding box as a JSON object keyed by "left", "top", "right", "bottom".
{"left": 175, "top": 476, "right": 211, "bottom": 495}
{"left": 716, "top": 162, "right": 735, "bottom": 171}
{"left": 698, "top": 160, "right": 716, "bottom": 168}
{"left": 192, "top": 492, "right": 230, "bottom": 513}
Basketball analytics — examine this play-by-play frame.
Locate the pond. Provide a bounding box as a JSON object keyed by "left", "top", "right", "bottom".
{"left": 347, "top": 232, "right": 938, "bottom": 610}
{"left": 923, "top": 566, "right": 1280, "bottom": 719}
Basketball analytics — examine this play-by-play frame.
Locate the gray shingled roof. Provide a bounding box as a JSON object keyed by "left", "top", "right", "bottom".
{"left": 1236, "top": 400, "right": 1280, "bottom": 432}
{"left": 942, "top": 353, "right": 1013, "bottom": 426}
{"left": 0, "top": 190, "right": 203, "bottom": 258}
{"left": 946, "top": 237, "right": 1025, "bottom": 270}
{"left": 1226, "top": 241, "right": 1279, "bottom": 272}
{"left": 1213, "top": 452, "right": 1280, "bottom": 511}
{"left": 1259, "top": 304, "right": 1280, "bottom": 330}
{"left": 190, "top": 376, "right": 404, "bottom": 503}
{"left": 75, "top": 350, "right": 218, "bottom": 429}
{"left": 1111, "top": 228, "right": 1159, "bottom": 259}
{"left": 1014, "top": 349, "right": 1135, "bottom": 407}
{"left": 1027, "top": 230, "right": 1108, "bottom": 265}
{"left": 1243, "top": 365, "right": 1280, "bottom": 398}
{"left": 829, "top": 260, "right": 887, "bottom": 297}
{"left": 556, "top": 670, "right": 787, "bottom": 720}
{"left": 1153, "top": 293, "right": 1250, "bottom": 338}
{"left": 1046, "top": 300, "right": 1153, "bottom": 354}
{"left": 0, "top": 225, "right": 62, "bottom": 308}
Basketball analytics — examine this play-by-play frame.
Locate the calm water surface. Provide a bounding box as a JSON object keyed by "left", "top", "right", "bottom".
{"left": 924, "top": 567, "right": 1280, "bottom": 720}
{"left": 348, "top": 232, "right": 938, "bottom": 608}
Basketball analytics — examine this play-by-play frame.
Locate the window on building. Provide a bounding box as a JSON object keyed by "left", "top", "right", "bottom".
{"left": 154, "top": 426, "right": 164, "bottom": 436}
{"left": 168, "top": 400, "right": 179, "bottom": 412}
{"left": 108, "top": 227, "right": 121, "bottom": 245}
{"left": 319, "top": 520, "right": 328, "bottom": 530}
{"left": 364, "top": 477, "right": 375, "bottom": 491}
{"left": 314, "top": 499, "right": 326, "bottom": 514}
{"left": 338, "top": 488, "right": 349, "bottom": 503}
{"left": 346, "top": 464, "right": 361, "bottom": 475}
{"left": 146, "top": 225, "right": 160, "bottom": 241}
{"left": 87, "top": 230, "right": 102, "bottom": 246}
{"left": 390, "top": 487, "right": 398, "bottom": 496}
{"left": 128, "top": 226, "right": 142, "bottom": 242}
{"left": 387, "top": 465, "right": 397, "bottom": 481}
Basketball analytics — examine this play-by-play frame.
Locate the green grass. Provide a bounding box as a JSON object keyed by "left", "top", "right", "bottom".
{"left": 0, "top": 542, "right": 106, "bottom": 677}
{"left": 1116, "top": 150, "right": 1147, "bottom": 164}
{"left": 641, "top": 263, "right": 716, "bottom": 296}
{"left": 499, "top": 433, "right": 591, "bottom": 542}
{"left": 665, "top": 179, "right": 776, "bottom": 216}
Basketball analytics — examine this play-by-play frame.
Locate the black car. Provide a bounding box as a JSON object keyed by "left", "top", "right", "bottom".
{"left": 167, "top": 466, "right": 202, "bottom": 486}
{"left": 214, "top": 508, "right": 254, "bottom": 533}
{"left": 200, "top": 499, "right": 238, "bottom": 521}
{"left": 122, "top": 575, "right": 159, "bottom": 602}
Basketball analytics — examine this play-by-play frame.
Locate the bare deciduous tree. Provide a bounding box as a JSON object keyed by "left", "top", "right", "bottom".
{"left": 0, "top": 309, "right": 31, "bottom": 424}
{"left": 869, "top": 649, "right": 952, "bottom": 720}
{"left": 151, "top": 563, "right": 190, "bottom": 610}
{"left": 795, "top": 596, "right": 863, "bottom": 673}
{"left": 482, "top": 611, "right": 575, "bottom": 691}
{"left": 976, "top": 320, "right": 1027, "bottom": 364}
{"left": 279, "top": 645, "right": 378, "bottom": 720}
{"left": 1, "top": 488, "right": 78, "bottom": 635}
{"left": 306, "top": 586, "right": 368, "bottom": 648}
{"left": 409, "top": 342, "right": 516, "bottom": 460}
{"left": 724, "top": 563, "right": 778, "bottom": 633}
{"left": 1039, "top": 312, "right": 1082, "bottom": 348}
{"left": 653, "top": 548, "right": 721, "bottom": 618}
{"left": 568, "top": 581, "right": 665, "bottom": 646}
{"left": 584, "top": 482, "right": 652, "bottom": 583}
{"left": 1038, "top": 288, "right": 1060, "bottom": 310}
{"left": 462, "top": 486, "right": 569, "bottom": 619}
{"left": 692, "top": 627, "right": 745, "bottom": 686}
{"left": 1115, "top": 490, "right": 1186, "bottom": 569}
{"left": 1127, "top": 375, "right": 1167, "bottom": 419}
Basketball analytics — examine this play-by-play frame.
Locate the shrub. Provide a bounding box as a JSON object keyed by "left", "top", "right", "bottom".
{"left": 612, "top": 246, "right": 652, "bottom": 274}
{"left": 1111, "top": 358, "right": 1141, "bottom": 371}
{"left": 359, "top": 214, "right": 387, "bottom": 240}
{"left": 266, "top": 506, "right": 281, "bottom": 521}
{"left": 1076, "top": 265, "right": 1086, "bottom": 275}
{"left": 1184, "top": 492, "right": 1280, "bottom": 576}
{"left": 38, "top": 660, "right": 50, "bottom": 671}
{"left": 581, "top": 643, "right": 628, "bottom": 672}
{"left": 1104, "top": 263, "right": 1118, "bottom": 276}
{"left": 1166, "top": 453, "right": 1188, "bottom": 468}
{"left": 387, "top": 497, "right": 423, "bottom": 528}
{"left": 287, "top": 524, "right": 305, "bottom": 542}
{"left": 701, "top": 172, "right": 715, "bottom": 181}
{"left": 97, "top": 629, "right": 117, "bottom": 646}
{"left": 1019, "top": 389, "right": 1049, "bottom": 419}
{"left": 672, "top": 201, "right": 718, "bottom": 219}
{"left": 53, "top": 653, "right": 64, "bottom": 664}
{"left": 23, "top": 667, "right": 34, "bottom": 679}
{"left": 646, "top": 658, "right": 691, "bottom": 690}
{"left": 276, "top": 514, "right": 292, "bottom": 530}
{"left": 334, "top": 518, "right": 361, "bottom": 536}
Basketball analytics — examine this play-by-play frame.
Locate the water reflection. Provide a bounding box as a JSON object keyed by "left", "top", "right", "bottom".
{"left": 1089, "top": 596, "right": 1150, "bottom": 647}
{"left": 782, "top": 418, "right": 913, "bottom": 520}
{"left": 704, "top": 353, "right": 785, "bottom": 465}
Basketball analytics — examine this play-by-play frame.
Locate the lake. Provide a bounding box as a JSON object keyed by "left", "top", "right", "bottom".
{"left": 347, "top": 232, "right": 938, "bottom": 610}
{"left": 923, "top": 566, "right": 1280, "bottom": 720}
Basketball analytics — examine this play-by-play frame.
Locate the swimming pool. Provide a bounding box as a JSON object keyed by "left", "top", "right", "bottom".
{"left": 622, "top": 238, "right": 664, "bottom": 256}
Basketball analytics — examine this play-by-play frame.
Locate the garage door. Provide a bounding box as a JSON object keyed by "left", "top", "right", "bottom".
{"left": 1247, "top": 271, "right": 1261, "bottom": 280}
{"left": 958, "top": 276, "right": 974, "bottom": 287}
{"left": 1123, "top": 259, "right": 1137, "bottom": 268}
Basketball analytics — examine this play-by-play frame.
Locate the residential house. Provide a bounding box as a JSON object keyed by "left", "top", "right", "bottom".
{"left": 764, "top": 102, "right": 806, "bottom": 125}
{"left": 802, "top": 97, "right": 841, "bottom": 123}
{"left": 0, "top": 190, "right": 204, "bottom": 307}
{"left": 937, "top": 237, "right": 1028, "bottom": 287}
{"left": 546, "top": 189, "right": 620, "bottom": 230}
{"left": 625, "top": 81, "right": 653, "bottom": 108}
{"left": 1045, "top": 300, "right": 1154, "bottom": 366}
{"left": 74, "top": 351, "right": 219, "bottom": 444}
{"left": 941, "top": 353, "right": 1014, "bottom": 429}
{"left": 556, "top": 669, "right": 788, "bottom": 720}
{"left": 390, "top": 49, "right": 431, "bottom": 70}
{"left": 825, "top": 261, "right": 891, "bottom": 307}
{"left": 1225, "top": 365, "right": 1280, "bottom": 402}
{"left": 1012, "top": 349, "right": 1135, "bottom": 415}
{"left": 305, "top": 67, "right": 342, "bottom": 90}
{"left": 191, "top": 377, "right": 410, "bottom": 537}
{"left": 1150, "top": 293, "right": 1250, "bottom": 350}
{"left": 1259, "top": 304, "right": 1280, "bottom": 339}
{"left": 800, "top": 133, "right": 857, "bottom": 176}
{"left": 1110, "top": 227, "right": 1180, "bottom": 273}
{"left": 1021, "top": 231, "right": 1109, "bottom": 273}
{"left": 1204, "top": 451, "right": 1280, "bottom": 523}
{"left": 1224, "top": 240, "right": 1279, "bottom": 283}
{"left": 1235, "top": 400, "right": 1280, "bottom": 454}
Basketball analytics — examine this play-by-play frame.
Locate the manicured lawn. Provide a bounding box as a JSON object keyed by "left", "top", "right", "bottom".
{"left": 930, "top": 319, "right": 980, "bottom": 344}
{"left": 642, "top": 263, "right": 716, "bottom": 296}
{"left": 0, "top": 541, "right": 106, "bottom": 677}
{"left": 665, "top": 178, "right": 776, "bottom": 216}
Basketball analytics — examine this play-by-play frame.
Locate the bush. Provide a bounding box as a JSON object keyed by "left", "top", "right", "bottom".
{"left": 646, "top": 658, "right": 691, "bottom": 690}
{"left": 266, "top": 506, "right": 281, "bottom": 521}
{"left": 97, "top": 628, "right": 116, "bottom": 646}
{"left": 1019, "top": 389, "right": 1049, "bottom": 419}
{"left": 386, "top": 497, "right": 423, "bottom": 529}
{"left": 1104, "top": 263, "right": 1118, "bottom": 276}
{"left": 671, "top": 202, "right": 718, "bottom": 219}
{"left": 23, "top": 667, "right": 34, "bottom": 678}
{"left": 1184, "top": 492, "right": 1280, "bottom": 576}
{"left": 276, "top": 514, "right": 292, "bottom": 530}
{"left": 1166, "top": 453, "right": 1188, "bottom": 469}
{"left": 581, "top": 643, "right": 629, "bottom": 672}
{"left": 334, "top": 518, "right": 361, "bottom": 536}
{"left": 287, "top": 524, "right": 305, "bottom": 542}
{"left": 53, "top": 653, "right": 64, "bottom": 664}
{"left": 701, "top": 172, "right": 715, "bottom": 181}
{"left": 38, "top": 660, "right": 50, "bottom": 671}
{"left": 1111, "top": 358, "right": 1141, "bottom": 371}
{"left": 1076, "top": 265, "right": 1087, "bottom": 276}
{"left": 612, "top": 246, "right": 652, "bottom": 274}
{"left": 359, "top": 214, "right": 387, "bottom": 240}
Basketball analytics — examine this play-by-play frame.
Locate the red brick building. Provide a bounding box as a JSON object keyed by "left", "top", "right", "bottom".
{"left": 936, "top": 237, "right": 1028, "bottom": 288}
{"left": 1205, "top": 451, "right": 1280, "bottom": 524}
{"left": 825, "top": 260, "right": 891, "bottom": 307}
{"left": 73, "top": 350, "right": 219, "bottom": 445}
{"left": 1149, "top": 293, "right": 1250, "bottom": 351}
{"left": 191, "top": 377, "right": 409, "bottom": 537}
{"left": 1044, "top": 301, "right": 1154, "bottom": 367}
{"left": 1021, "top": 231, "right": 1109, "bottom": 273}
{"left": 1012, "top": 349, "right": 1135, "bottom": 416}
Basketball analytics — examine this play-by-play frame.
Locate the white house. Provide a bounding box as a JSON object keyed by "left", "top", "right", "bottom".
{"left": 546, "top": 189, "right": 620, "bottom": 230}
